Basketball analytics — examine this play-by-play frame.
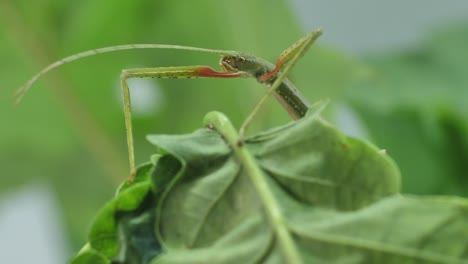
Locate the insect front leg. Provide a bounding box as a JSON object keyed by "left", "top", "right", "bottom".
{"left": 120, "top": 66, "right": 244, "bottom": 182}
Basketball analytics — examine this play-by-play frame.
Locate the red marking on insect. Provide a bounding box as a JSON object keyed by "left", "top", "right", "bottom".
{"left": 195, "top": 66, "right": 242, "bottom": 78}
{"left": 258, "top": 54, "right": 285, "bottom": 82}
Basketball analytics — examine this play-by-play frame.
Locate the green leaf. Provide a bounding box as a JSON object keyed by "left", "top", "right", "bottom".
{"left": 147, "top": 112, "right": 467, "bottom": 263}
{"left": 73, "top": 110, "right": 468, "bottom": 263}
{"left": 152, "top": 194, "right": 468, "bottom": 264}
{"left": 286, "top": 195, "right": 468, "bottom": 264}
{"left": 247, "top": 111, "right": 400, "bottom": 211}
{"left": 86, "top": 163, "right": 157, "bottom": 262}
{"left": 70, "top": 244, "right": 110, "bottom": 264}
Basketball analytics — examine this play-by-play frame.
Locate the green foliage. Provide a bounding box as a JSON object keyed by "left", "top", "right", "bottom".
{"left": 71, "top": 111, "right": 468, "bottom": 263}
{"left": 347, "top": 26, "right": 468, "bottom": 196}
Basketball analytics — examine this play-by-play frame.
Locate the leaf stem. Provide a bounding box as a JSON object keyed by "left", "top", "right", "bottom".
{"left": 204, "top": 112, "right": 303, "bottom": 264}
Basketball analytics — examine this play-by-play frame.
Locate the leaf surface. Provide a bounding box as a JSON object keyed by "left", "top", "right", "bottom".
{"left": 71, "top": 111, "right": 468, "bottom": 263}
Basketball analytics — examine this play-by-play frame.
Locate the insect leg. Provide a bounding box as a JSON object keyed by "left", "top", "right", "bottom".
{"left": 120, "top": 66, "right": 243, "bottom": 182}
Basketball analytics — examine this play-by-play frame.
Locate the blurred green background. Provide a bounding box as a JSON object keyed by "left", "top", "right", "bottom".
{"left": 0, "top": 0, "right": 467, "bottom": 262}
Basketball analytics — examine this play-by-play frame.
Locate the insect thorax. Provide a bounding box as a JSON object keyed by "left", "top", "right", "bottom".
{"left": 220, "top": 55, "right": 272, "bottom": 80}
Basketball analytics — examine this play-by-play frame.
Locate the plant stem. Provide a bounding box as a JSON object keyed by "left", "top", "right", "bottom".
{"left": 204, "top": 112, "right": 303, "bottom": 264}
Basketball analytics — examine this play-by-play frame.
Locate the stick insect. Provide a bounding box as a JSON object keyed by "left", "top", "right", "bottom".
{"left": 15, "top": 28, "right": 322, "bottom": 182}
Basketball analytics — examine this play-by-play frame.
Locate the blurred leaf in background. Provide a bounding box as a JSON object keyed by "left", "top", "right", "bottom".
{"left": 0, "top": 0, "right": 357, "bottom": 251}
{"left": 347, "top": 26, "right": 468, "bottom": 196}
